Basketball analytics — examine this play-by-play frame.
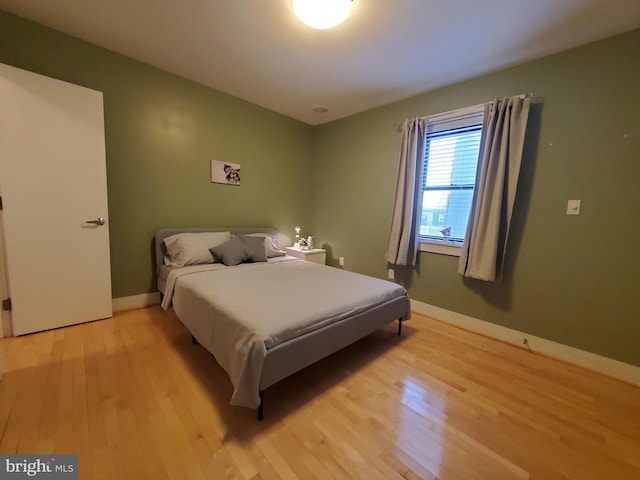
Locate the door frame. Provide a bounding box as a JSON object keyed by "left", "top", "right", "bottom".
{"left": 0, "top": 219, "right": 10, "bottom": 337}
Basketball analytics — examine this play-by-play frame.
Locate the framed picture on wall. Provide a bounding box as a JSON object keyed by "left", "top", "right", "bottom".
{"left": 211, "top": 160, "right": 241, "bottom": 186}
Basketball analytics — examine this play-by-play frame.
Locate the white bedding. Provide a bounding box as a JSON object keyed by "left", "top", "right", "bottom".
{"left": 162, "top": 257, "right": 408, "bottom": 408}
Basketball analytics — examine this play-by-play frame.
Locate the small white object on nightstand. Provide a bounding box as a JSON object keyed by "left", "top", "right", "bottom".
{"left": 285, "top": 247, "right": 326, "bottom": 265}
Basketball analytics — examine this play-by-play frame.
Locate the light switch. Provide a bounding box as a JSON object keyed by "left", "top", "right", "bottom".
{"left": 567, "top": 200, "right": 581, "bottom": 215}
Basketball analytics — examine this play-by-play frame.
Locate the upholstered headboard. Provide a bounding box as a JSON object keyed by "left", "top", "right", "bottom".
{"left": 154, "top": 227, "right": 280, "bottom": 271}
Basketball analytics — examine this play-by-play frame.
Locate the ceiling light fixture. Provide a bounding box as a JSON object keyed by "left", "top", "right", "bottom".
{"left": 292, "top": 0, "right": 353, "bottom": 30}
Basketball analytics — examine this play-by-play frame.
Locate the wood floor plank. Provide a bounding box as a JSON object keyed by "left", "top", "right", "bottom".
{"left": 35, "top": 328, "right": 65, "bottom": 453}
{"left": 7, "top": 331, "right": 51, "bottom": 452}
{"left": 0, "top": 307, "right": 639, "bottom": 479}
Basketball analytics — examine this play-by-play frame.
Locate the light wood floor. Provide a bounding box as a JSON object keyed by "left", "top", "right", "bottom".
{"left": 0, "top": 307, "right": 638, "bottom": 479}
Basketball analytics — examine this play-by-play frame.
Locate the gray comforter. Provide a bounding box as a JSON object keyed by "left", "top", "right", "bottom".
{"left": 162, "top": 257, "right": 407, "bottom": 408}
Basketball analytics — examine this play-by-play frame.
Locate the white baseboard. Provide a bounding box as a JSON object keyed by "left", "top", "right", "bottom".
{"left": 112, "top": 292, "right": 161, "bottom": 312}
{"left": 411, "top": 299, "right": 640, "bottom": 387}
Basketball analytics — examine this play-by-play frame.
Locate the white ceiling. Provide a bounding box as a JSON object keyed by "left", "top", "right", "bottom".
{"left": 1, "top": 0, "right": 640, "bottom": 125}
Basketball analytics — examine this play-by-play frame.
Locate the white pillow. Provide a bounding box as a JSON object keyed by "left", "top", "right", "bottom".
{"left": 245, "top": 232, "right": 286, "bottom": 257}
{"left": 164, "top": 231, "right": 231, "bottom": 267}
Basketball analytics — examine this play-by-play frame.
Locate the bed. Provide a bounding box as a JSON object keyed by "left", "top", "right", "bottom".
{"left": 155, "top": 227, "right": 411, "bottom": 419}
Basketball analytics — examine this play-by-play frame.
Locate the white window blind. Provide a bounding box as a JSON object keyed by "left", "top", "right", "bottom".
{"left": 419, "top": 105, "right": 484, "bottom": 245}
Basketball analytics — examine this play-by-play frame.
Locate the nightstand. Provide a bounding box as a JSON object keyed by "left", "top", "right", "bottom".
{"left": 285, "top": 247, "right": 327, "bottom": 265}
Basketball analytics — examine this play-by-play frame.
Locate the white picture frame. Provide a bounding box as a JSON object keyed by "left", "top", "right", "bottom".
{"left": 211, "top": 159, "right": 241, "bottom": 186}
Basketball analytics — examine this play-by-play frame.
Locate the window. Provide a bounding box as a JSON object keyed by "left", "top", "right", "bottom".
{"left": 419, "top": 104, "right": 484, "bottom": 255}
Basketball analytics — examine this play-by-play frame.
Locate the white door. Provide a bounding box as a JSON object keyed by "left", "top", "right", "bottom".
{"left": 0, "top": 63, "right": 112, "bottom": 335}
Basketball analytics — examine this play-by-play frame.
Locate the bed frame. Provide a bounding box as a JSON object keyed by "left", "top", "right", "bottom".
{"left": 155, "top": 228, "right": 410, "bottom": 420}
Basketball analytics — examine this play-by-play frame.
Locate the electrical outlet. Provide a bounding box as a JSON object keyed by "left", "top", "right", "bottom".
{"left": 339, "top": 257, "right": 344, "bottom": 266}
{"left": 388, "top": 268, "right": 395, "bottom": 280}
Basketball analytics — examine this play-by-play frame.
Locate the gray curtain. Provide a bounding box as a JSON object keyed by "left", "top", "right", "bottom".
{"left": 458, "top": 96, "right": 531, "bottom": 281}
{"left": 386, "top": 117, "right": 426, "bottom": 266}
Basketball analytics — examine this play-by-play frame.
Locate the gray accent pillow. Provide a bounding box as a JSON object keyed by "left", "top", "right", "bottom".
{"left": 209, "top": 237, "right": 256, "bottom": 266}
{"left": 238, "top": 235, "right": 268, "bottom": 262}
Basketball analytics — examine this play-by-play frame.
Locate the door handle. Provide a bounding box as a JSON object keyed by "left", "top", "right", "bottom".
{"left": 85, "top": 217, "right": 106, "bottom": 226}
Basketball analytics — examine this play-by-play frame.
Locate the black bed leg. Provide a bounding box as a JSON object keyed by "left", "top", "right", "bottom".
{"left": 257, "top": 391, "right": 264, "bottom": 421}
{"left": 397, "top": 319, "right": 403, "bottom": 336}
{"left": 192, "top": 335, "right": 198, "bottom": 345}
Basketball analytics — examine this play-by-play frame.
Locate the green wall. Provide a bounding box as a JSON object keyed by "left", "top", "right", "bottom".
{"left": 1, "top": 9, "right": 638, "bottom": 366}
{"left": 309, "top": 29, "right": 640, "bottom": 366}
{"left": 0, "top": 11, "right": 312, "bottom": 298}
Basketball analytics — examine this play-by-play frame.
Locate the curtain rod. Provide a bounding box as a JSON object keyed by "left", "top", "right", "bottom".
{"left": 393, "top": 91, "right": 534, "bottom": 132}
